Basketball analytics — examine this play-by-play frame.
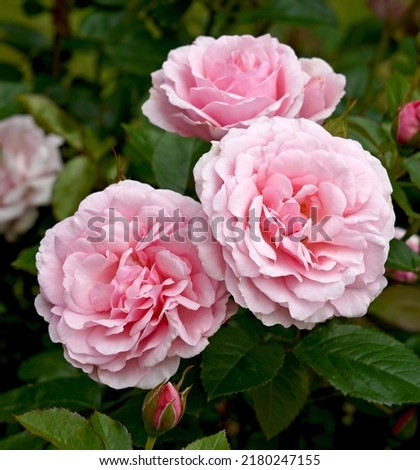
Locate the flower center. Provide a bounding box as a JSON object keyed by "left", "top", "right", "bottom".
{"left": 231, "top": 50, "right": 261, "bottom": 72}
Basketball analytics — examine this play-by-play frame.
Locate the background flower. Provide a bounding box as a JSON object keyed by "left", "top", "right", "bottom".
{"left": 194, "top": 116, "right": 395, "bottom": 328}
{"left": 393, "top": 100, "right": 420, "bottom": 148}
{"left": 392, "top": 227, "right": 419, "bottom": 282}
{"left": 35, "top": 180, "right": 234, "bottom": 389}
{"left": 0, "top": 115, "right": 62, "bottom": 240}
{"left": 142, "top": 34, "right": 345, "bottom": 141}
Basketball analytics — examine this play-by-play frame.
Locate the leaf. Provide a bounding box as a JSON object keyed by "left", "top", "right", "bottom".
{"left": 0, "top": 377, "right": 102, "bottom": 423}
{"left": 82, "top": 127, "right": 116, "bottom": 161}
{"left": 386, "top": 73, "right": 410, "bottom": 115}
{"left": 0, "top": 431, "right": 45, "bottom": 450}
{"left": 250, "top": 354, "right": 310, "bottom": 440}
{"left": 390, "top": 177, "right": 420, "bottom": 219}
{"left": 12, "top": 245, "right": 38, "bottom": 276}
{"left": 323, "top": 99, "right": 356, "bottom": 138}
{"left": 0, "top": 81, "right": 31, "bottom": 119}
{"left": 16, "top": 408, "right": 104, "bottom": 450}
{"left": 152, "top": 133, "right": 209, "bottom": 193}
{"left": 294, "top": 323, "right": 420, "bottom": 405}
{"left": 239, "top": 0, "right": 336, "bottom": 26}
{"left": 18, "top": 350, "right": 80, "bottom": 383}
{"left": 184, "top": 430, "right": 230, "bottom": 450}
{"left": 201, "top": 327, "right": 285, "bottom": 400}
{"left": 386, "top": 238, "right": 420, "bottom": 272}
{"left": 109, "top": 391, "right": 148, "bottom": 448}
{"left": 79, "top": 10, "right": 125, "bottom": 41}
{"left": 18, "top": 94, "right": 83, "bottom": 150}
{"left": 104, "top": 34, "right": 168, "bottom": 76}
{"left": 369, "top": 285, "right": 420, "bottom": 333}
{"left": 52, "top": 156, "right": 96, "bottom": 220}
{"left": 89, "top": 412, "right": 132, "bottom": 450}
{"left": 347, "top": 115, "right": 387, "bottom": 155}
{"left": 0, "top": 21, "right": 48, "bottom": 53}
{"left": 404, "top": 154, "right": 420, "bottom": 189}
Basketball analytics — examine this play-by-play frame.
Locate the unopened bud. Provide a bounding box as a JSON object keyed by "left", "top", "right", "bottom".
{"left": 393, "top": 100, "right": 420, "bottom": 148}
{"left": 141, "top": 367, "right": 192, "bottom": 438}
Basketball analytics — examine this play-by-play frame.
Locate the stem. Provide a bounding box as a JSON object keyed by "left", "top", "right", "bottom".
{"left": 145, "top": 436, "right": 157, "bottom": 450}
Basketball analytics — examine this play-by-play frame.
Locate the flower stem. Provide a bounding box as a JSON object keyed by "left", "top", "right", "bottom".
{"left": 145, "top": 436, "right": 157, "bottom": 450}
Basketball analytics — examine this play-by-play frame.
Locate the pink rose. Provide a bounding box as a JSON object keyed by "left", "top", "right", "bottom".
{"left": 0, "top": 115, "right": 62, "bottom": 240}
{"left": 35, "top": 180, "right": 235, "bottom": 389}
{"left": 395, "top": 100, "right": 420, "bottom": 147}
{"left": 142, "top": 34, "right": 345, "bottom": 141}
{"left": 392, "top": 227, "right": 419, "bottom": 283}
{"left": 194, "top": 116, "right": 395, "bottom": 329}
{"left": 298, "top": 58, "right": 346, "bottom": 123}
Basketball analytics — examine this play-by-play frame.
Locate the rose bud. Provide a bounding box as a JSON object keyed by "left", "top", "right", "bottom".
{"left": 393, "top": 100, "right": 420, "bottom": 148}
{"left": 142, "top": 369, "right": 192, "bottom": 438}
{"left": 391, "top": 406, "right": 417, "bottom": 441}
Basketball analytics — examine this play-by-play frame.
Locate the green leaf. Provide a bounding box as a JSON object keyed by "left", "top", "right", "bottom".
{"left": 16, "top": 408, "right": 104, "bottom": 450}
{"left": 369, "top": 285, "right": 420, "bottom": 333}
{"left": 386, "top": 73, "right": 410, "bottom": 115}
{"left": 201, "top": 328, "right": 285, "bottom": 400}
{"left": 323, "top": 99, "right": 356, "bottom": 138}
{"left": 250, "top": 354, "right": 310, "bottom": 440}
{"left": 0, "top": 377, "right": 102, "bottom": 423}
{"left": 89, "top": 412, "right": 132, "bottom": 450}
{"left": 294, "top": 323, "right": 420, "bottom": 405}
{"left": 123, "top": 121, "right": 163, "bottom": 185}
{"left": 348, "top": 116, "right": 387, "bottom": 155}
{"left": 152, "top": 133, "right": 209, "bottom": 193}
{"left": 0, "top": 21, "right": 48, "bottom": 53}
{"left": 239, "top": 0, "right": 336, "bottom": 26}
{"left": 52, "top": 156, "right": 96, "bottom": 220}
{"left": 104, "top": 34, "right": 168, "bottom": 76}
{"left": 0, "top": 81, "right": 31, "bottom": 119}
{"left": 12, "top": 245, "right": 38, "bottom": 276}
{"left": 82, "top": 127, "right": 116, "bottom": 161}
{"left": 79, "top": 10, "right": 125, "bottom": 42}
{"left": 109, "top": 391, "right": 148, "bottom": 448}
{"left": 123, "top": 122, "right": 163, "bottom": 160}
{"left": 0, "top": 431, "right": 45, "bottom": 450}
{"left": 18, "top": 94, "right": 83, "bottom": 150}
{"left": 18, "top": 350, "right": 80, "bottom": 383}
{"left": 404, "top": 154, "right": 420, "bottom": 189}
{"left": 184, "top": 430, "right": 230, "bottom": 450}
{"left": 386, "top": 238, "right": 420, "bottom": 272}
{"left": 390, "top": 177, "right": 420, "bottom": 219}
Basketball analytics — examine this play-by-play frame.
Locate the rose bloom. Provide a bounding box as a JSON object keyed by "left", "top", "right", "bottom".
{"left": 0, "top": 115, "right": 62, "bottom": 239}
{"left": 142, "top": 34, "right": 345, "bottom": 141}
{"left": 35, "top": 180, "right": 234, "bottom": 389}
{"left": 395, "top": 100, "right": 420, "bottom": 147}
{"left": 392, "top": 227, "right": 419, "bottom": 283}
{"left": 194, "top": 116, "right": 395, "bottom": 329}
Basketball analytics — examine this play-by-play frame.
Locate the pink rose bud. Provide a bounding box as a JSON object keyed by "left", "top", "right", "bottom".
{"left": 392, "top": 227, "right": 419, "bottom": 283}
{"left": 394, "top": 100, "right": 420, "bottom": 147}
{"left": 392, "top": 406, "right": 417, "bottom": 440}
{"left": 142, "top": 368, "right": 192, "bottom": 438}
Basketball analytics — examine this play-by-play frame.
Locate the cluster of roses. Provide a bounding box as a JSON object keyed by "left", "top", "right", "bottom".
{"left": 2, "top": 35, "right": 418, "bottom": 391}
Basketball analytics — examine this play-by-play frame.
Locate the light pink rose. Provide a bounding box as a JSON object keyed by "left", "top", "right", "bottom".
{"left": 194, "top": 116, "right": 395, "bottom": 329}
{"left": 0, "top": 115, "right": 62, "bottom": 240}
{"left": 395, "top": 100, "right": 420, "bottom": 147}
{"left": 392, "top": 227, "right": 419, "bottom": 283}
{"left": 298, "top": 58, "right": 346, "bottom": 123}
{"left": 142, "top": 34, "right": 345, "bottom": 141}
{"left": 35, "top": 180, "right": 235, "bottom": 389}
